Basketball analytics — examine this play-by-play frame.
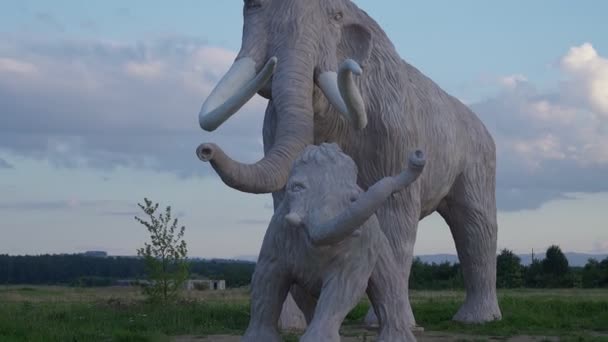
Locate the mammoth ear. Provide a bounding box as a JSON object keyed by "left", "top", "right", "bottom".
{"left": 338, "top": 24, "right": 372, "bottom": 67}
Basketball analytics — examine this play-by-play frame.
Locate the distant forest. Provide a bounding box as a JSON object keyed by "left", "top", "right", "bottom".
{"left": 0, "top": 254, "right": 255, "bottom": 288}
{"left": 410, "top": 246, "right": 608, "bottom": 289}
{"left": 1, "top": 245, "right": 607, "bottom": 289}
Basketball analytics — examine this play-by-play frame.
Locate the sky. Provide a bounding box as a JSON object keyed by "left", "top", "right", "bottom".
{"left": 1, "top": 1, "right": 607, "bottom": 258}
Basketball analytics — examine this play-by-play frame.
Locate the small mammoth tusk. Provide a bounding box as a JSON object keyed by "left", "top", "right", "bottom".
{"left": 285, "top": 212, "right": 303, "bottom": 227}
{"left": 338, "top": 59, "right": 367, "bottom": 130}
{"left": 317, "top": 59, "right": 368, "bottom": 131}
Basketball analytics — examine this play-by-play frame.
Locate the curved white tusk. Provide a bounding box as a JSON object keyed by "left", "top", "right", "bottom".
{"left": 199, "top": 56, "right": 277, "bottom": 132}
{"left": 317, "top": 59, "right": 368, "bottom": 130}
{"left": 338, "top": 59, "right": 367, "bottom": 130}
{"left": 317, "top": 71, "right": 349, "bottom": 116}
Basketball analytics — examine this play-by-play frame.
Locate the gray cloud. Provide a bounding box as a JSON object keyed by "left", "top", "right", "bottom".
{"left": 0, "top": 35, "right": 266, "bottom": 178}
{"left": 1, "top": 36, "right": 607, "bottom": 212}
{"left": 102, "top": 204, "right": 186, "bottom": 219}
{"left": 496, "top": 188, "right": 574, "bottom": 212}
{"left": 0, "top": 200, "right": 66, "bottom": 211}
{"left": 470, "top": 44, "right": 608, "bottom": 210}
{"left": 0, "top": 199, "right": 130, "bottom": 212}
{"left": 101, "top": 211, "right": 140, "bottom": 217}
{"left": 0, "top": 157, "right": 13, "bottom": 169}
{"left": 237, "top": 219, "right": 270, "bottom": 225}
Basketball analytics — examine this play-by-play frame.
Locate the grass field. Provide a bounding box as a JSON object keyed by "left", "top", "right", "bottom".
{"left": 0, "top": 286, "right": 607, "bottom": 341}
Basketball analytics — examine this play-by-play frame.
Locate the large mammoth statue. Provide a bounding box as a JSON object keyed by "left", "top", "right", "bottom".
{"left": 197, "top": 0, "right": 501, "bottom": 326}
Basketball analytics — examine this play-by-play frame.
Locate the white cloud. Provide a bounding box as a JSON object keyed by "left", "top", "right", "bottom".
{"left": 0, "top": 35, "right": 267, "bottom": 177}
{"left": 124, "top": 60, "right": 165, "bottom": 79}
{"left": 528, "top": 100, "right": 577, "bottom": 124}
{"left": 499, "top": 74, "right": 527, "bottom": 89}
{"left": 2, "top": 35, "right": 607, "bottom": 212}
{"left": 191, "top": 46, "right": 236, "bottom": 74}
{"left": 560, "top": 43, "right": 608, "bottom": 117}
{"left": 0, "top": 57, "right": 37, "bottom": 75}
{"left": 471, "top": 43, "right": 608, "bottom": 210}
{"left": 512, "top": 134, "right": 566, "bottom": 168}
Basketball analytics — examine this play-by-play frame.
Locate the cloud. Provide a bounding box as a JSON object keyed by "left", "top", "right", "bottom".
{"left": 592, "top": 240, "right": 608, "bottom": 254}
{"left": 237, "top": 219, "right": 270, "bottom": 225}
{"left": 497, "top": 188, "right": 573, "bottom": 212}
{"left": 101, "top": 211, "right": 141, "bottom": 217}
{"left": 0, "top": 158, "right": 13, "bottom": 169}
{"left": 0, "top": 35, "right": 267, "bottom": 177}
{"left": 499, "top": 74, "right": 527, "bottom": 89}
{"left": 0, "top": 199, "right": 129, "bottom": 212}
{"left": 471, "top": 43, "right": 608, "bottom": 210}
{"left": 1, "top": 36, "right": 607, "bottom": 212}
{"left": 560, "top": 43, "right": 608, "bottom": 117}
{"left": 124, "top": 60, "right": 165, "bottom": 79}
{"left": 0, "top": 58, "right": 37, "bottom": 75}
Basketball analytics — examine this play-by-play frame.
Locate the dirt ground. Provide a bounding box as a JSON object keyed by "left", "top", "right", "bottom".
{"left": 173, "top": 331, "right": 560, "bottom": 342}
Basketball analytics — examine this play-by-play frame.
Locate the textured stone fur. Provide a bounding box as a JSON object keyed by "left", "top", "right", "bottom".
{"left": 199, "top": 0, "right": 502, "bottom": 326}
{"left": 243, "top": 143, "right": 416, "bottom": 342}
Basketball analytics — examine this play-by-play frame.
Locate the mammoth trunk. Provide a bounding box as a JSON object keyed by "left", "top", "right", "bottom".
{"left": 198, "top": 55, "right": 315, "bottom": 194}
{"left": 307, "top": 151, "right": 426, "bottom": 245}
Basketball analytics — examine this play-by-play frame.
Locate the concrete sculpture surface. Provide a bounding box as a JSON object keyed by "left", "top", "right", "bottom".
{"left": 230, "top": 143, "right": 424, "bottom": 342}
{"left": 196, "top": 0, "right": 501, "bottom": 328}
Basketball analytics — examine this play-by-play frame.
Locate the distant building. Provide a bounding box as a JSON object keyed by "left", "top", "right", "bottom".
{"left": 114, "top": 279, "right": 226, "bottom": 291}
{"left": 82, "top": 251, "right": 108, "bottom": 258}
{"left": 185, "top": 279, "right": 226, "bottom": 291}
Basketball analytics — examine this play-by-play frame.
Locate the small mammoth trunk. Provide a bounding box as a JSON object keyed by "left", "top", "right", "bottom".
{"left": 302, "top": 150, "right": 426, "bottom": 246}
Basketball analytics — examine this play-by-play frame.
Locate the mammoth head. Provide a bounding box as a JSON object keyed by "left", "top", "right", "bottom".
{"left": 284, "top": 143, "right": 426, "bottom": 246}
{"left": 196, "top": 0, "right": 377, "bottom": 194}
{"left": 284, "top": 143, "right": 361, "bottom": 226}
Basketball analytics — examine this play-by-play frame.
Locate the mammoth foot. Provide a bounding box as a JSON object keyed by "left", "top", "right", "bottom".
{"left": 452, "top": 294, "right": 502, "bottom": 323}
{"left": 300, "top": 330, "right": 340, "bottom": 342}
{"left": 363, "top": 308, "right": 421, "bottom": 331}
{"left": 377, "top": 327, "right": 418, "bottom": 342}
{"left": 241, "top": 327, "right": 282, "bottom": 342}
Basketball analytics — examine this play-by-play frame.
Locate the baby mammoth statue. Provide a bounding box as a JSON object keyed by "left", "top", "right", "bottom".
{"left": 234, "top": 143, "right": 425, "bottom": 342}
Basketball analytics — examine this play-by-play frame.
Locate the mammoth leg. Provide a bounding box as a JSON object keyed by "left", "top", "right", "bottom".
{"left": 273, "top": 194, "right": 310, "bottom": 332}
{"left": 300, "top": 271, "right": 369, "bottom": 342}
{"left": 242, "top": 259, "right": 291, "bottom": 342}
{"left": 263, "top": 103, "right": 309, "bottom": 331}
{"left": 437, "top": 165, "right": 502, "bottom": 323}
{"left": 367, "top": 247, "right": 417, "bottom": 342}
{"left": 290, "top": 284, "right": 317, "bottom": 324}
{"left": 365, "top": 190, "right": 420, "bottom": 329}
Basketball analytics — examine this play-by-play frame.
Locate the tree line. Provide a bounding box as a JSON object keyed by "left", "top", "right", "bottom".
{"left": 0, "top": 254, "right": 255, "bottom": 288}
{"left": 1, "top": 245, "right": 606, "bottom": 289}
{"left": 410, "top": 245, "right": 608, "bottom": 289}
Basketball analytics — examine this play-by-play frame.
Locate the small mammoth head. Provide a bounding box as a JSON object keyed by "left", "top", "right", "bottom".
{"left": 284, "top": 143, "right": 361, "bottom": 227}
